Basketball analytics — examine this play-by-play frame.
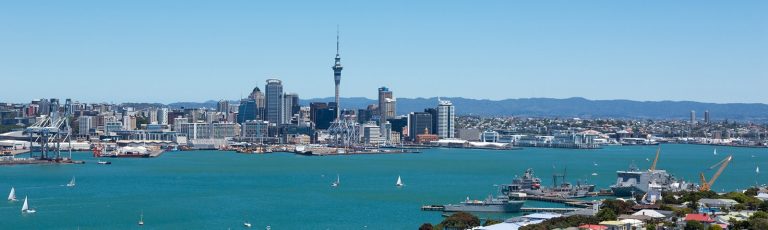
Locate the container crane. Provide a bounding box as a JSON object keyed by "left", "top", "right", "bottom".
{"left": 699, "top": 155, "right": 733, "bottom": 192}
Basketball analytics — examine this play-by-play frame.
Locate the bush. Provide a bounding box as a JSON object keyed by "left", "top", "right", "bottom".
{"left": 419, "top": 223, "right": 433, "bottom": 230}
{"left": 596, "top": 208, "right": 617, "bottom": 221}
{"left": 684, "top": 221, "right": 705, "bottom": 230}
{"left": 436, "top": 212, "right": 480, "bottom": 230}
{"left": 519, "top": 215, "right": 600, "bottom": 230}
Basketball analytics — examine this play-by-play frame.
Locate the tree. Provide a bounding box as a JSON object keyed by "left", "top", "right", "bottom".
{"left": 437, "top": 212, "right": 480, "bottom": 230}
{"left": 646, "top": 223, "right": 657, "bottom": 230}
{"left": 750, "top": 211, "right": 768, "bottom": 220}
{"left": 684, "top": 221, "right": 705, "bottom": 230}
{"left": 746, "top": 187, "right": 759, "bottom": 196}
{"left": 596, "top": 208, "right": 617, "bottom": 221}
{"left": 602, "top": 199, "right": 634, "bottom": 215}
{"left": 707, "top": 225, "right": 723, "bottom": 230}
{"left": 418, "top": 223, "right": 433, "bottom": 230}
{"left": 483, "top": 219, "right": 502, "bottom": 226}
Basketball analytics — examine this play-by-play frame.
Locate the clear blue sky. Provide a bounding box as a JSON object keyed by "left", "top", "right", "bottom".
{"left": 1, "top": 1, "right": 766, "bottom": 104}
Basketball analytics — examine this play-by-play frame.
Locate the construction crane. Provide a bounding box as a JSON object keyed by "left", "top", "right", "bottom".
{"left": 699, "top": 155, "right": 733, "bottom": 192}
{"left": 649, "top": 146, "right": 661, "bottom": 171}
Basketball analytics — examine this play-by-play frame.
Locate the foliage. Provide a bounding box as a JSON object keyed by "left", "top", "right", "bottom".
{"left": 602, "top": 199, "right": 634, "bottom": 215}
{"left": 518, "top": 215, "right": 600, "bottom": 230}
{"left": 707, "top": 225, "right": 723, "bottom": 230}
{"left": 483, "top": 219, "right": 502, "bottom": 226}
{"left": 751, "top": 218, "right": 768, "bottom": 230}
{"left": 436, "top": 212, "right": 480, "bottom": 230}
{"left": 684, "top": 221, "right": 705, "bottom": 230}
{"left": 596, "top": 208, "right": 617, "bottom": 221}
{"left": 759, "top": 200, "right": 768, "bottom": 212}
{"left": 745, "top": 187, "right": 759, "bottom": 196}
{"left": 750, "top": 211, "right": 768, "bottom": 220}
{"left": 418, "top": 223, "right": 433, "bottom": 230}
{"left": 646, "top": 223, "right": 657, "bottom": 230}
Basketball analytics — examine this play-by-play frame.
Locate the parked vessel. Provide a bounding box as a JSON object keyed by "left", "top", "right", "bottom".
{"left": 610, "top": 147, "right": 690, "bottom": 196}
{"left": 443, "top": 195, "right": 524, "bottom": 213}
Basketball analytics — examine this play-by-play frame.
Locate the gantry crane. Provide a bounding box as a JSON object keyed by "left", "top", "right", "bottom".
{"left": 699, "top": 155, "right": 733, "bottom": 192}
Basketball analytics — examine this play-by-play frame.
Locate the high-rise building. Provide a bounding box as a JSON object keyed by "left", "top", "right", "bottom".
{"left": 217, "top": 100, "right": 229, "bottom": 113}
{"left": 332, "top": 29, "right": 343, "bottom": 121}
{"left": 237, "top": 98, "right": 257, "bottom": 123}
{"left": 283, "top": 93, "right": 299, "bottom": 124}
{"left": 310, "top": 102, "right": 335, "bottom": 130}
{"left": 248, "top": 86, "right": 266, "bottom": 120}
{"left": 437, "top": 99, "right": 455, "bottom": 139}
{"left": 378, "top": 87, "right": 396, "bottom": 126}
{"left": 690, "top": 110, "right": 696, "bottom": 125}
{"left": 265, "top": 79, "right": 284, "bottom": 124}
{"left": 148, "top": 109, "right": 158, "bottom": 124}
{"left": 704, "top": 110, "right": 710, "bottom": 124}
{"left": 408, "top": 112, "right": 433, "bottom": 141}
{"left": 424, "top": 108, "right": 438, "bottom": 135}
{"left": 78, "top": 116, "right": 93, "bottom": 135}
{"left": 158, "top": 108, "right": 169, "bottom": 125}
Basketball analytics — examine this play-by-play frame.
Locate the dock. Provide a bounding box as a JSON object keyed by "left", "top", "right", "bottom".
{"left": 149, "top": 150, "right": 165, "bottom": 158}
{"left": 421, "top": 205, "right": 581, "bottom": 214}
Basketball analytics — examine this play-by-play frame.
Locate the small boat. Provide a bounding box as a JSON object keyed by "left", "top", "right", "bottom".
{"left": 591, "top": 172, "right": 598, "bottom": 176}
{"left": 331, "top": 174, "right": 340, "bottom": 187}
{"left": 97, "top": 161, "right": 112, "bottom": 165}
{"left": 396, "top": 175, "right": 404, "bottom": 187}
{"left": 714, "top": 148, "right": 717, "bottom": 156}
{"left": 21, "top": 196, "right": 36, "bottom": 214}
{"left": 244, "top": 221, "right": 252, "bottom": 228}
{"left": 8, "top": 187, "right": 17, "bottom": 201}
{"left": 67, "top": 176, "right": 76, "bottom": 187}
{"left": 138, "top": 211, "right": 144, "bottom": 226}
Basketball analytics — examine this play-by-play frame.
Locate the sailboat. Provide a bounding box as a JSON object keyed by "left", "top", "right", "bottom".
{"left": 714, "top": 149, "right": 718, "bottom": 156}
{"left": 67, "top": 176, "right": 76, "bottom": 187}
{"left": 21, "top": 196, "right": 36, "bottom": 214}
{"left": 396, "top": 175, "right": 404, "bottom": 187}
{"left": 8, "top": 187, "right": 17, "bottom": 201}
{"left": 331, "top": 174, "right": 340, "bottom": 187}
{"left": 138, "top": 211, "right": 144, "bottom": 226}
{"left": 243, "top": 221, "right": 252, "bottom": 228}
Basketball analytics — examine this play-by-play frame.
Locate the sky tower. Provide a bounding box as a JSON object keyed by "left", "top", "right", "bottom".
{"left": 332, "top": 27, "right": 343, "bottom": 120}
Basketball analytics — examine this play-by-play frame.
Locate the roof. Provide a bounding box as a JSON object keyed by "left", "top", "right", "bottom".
{"left": 699, "top": 198, "right": 738, "bottom": 206}
{"left": 631, "top": 209, "right": 668, "bottom": 218}
{"left": 522, "top": 213, "right": 562, "bottom": 220}
{"left": 599, "top": 221, "right": 625, "bottom": 226}
{"left": 618, "top": 214, "right": 652, "bottom": 221}
{"left": 578, "top": 224, "right": 608, "bottom": 230}
{"left": 685, "top": 214, "right": 715, "bottom": 223}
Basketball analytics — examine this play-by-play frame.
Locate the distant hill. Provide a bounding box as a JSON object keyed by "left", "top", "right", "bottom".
{"left": 159, "top": 97, "right": 768, "bottom": 121}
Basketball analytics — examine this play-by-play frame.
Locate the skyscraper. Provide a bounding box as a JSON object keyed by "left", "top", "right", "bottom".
{"left": 378, "top": 87, "right": 396, "bottom": 125}
{"left": 265, "top": 79, "right": 284, "bottom": 124}
{"left": 690, "top": 110, "right": 696, "bottom": 125}
{"left": 437, "top": 99, "right": 455, "bottom": 139}
{"left": 237, "top": 98, "right": 257, "bottom": 123}
{"left": 704, "top": 110, "right": 710, "bottom": 124}
{"left": 248, "top": 86, "right": 266, "bottom": 120}
{"left": 283, "top": 93, "right": 299, "bottom": 124}
{"left": 408, "top": 112, "right": 433, "bottom": 142}
{"left": 217, "top": 100, "right": 229, "bottom": 113}
{"left": 332, "top": 28, "right": 343, "bottom": 121}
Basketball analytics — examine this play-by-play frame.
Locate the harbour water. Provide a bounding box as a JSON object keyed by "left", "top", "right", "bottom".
{"left": 1, "top": 144, "right": 765, "bottom": 229}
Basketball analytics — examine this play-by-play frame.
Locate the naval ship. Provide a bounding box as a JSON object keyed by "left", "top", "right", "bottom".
{"left": 501, "top": 168, "right": 595, "bottom": 198}
{"left": 610, "top": 147, "right": 690, "bottom": 197}
{"left": 443, "top": 195, "right": 524, "bottom": 213}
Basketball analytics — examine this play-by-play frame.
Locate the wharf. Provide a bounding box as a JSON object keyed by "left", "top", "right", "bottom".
{"left": 0, "top": 157, "right": 85, "bottom": 165}
{"left": 149, "top": 150, "right": 165, "bottom": 158}
{"left": 420, "top": 205, "right": 580, "bottom": 214}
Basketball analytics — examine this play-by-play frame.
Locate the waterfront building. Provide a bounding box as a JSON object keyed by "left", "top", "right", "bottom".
{"left": 265, "top": 79, "right": 284, "bottom": 124}
{"left": 177, "top": 122, "right": 239, "bottom": 140}
{"left": 416, "top": 128, "right": 439, "bottom": 144}
{"left": 408, "top": 112, "right": 433, "bottom": 142}
{"left": 424, "top": 108, "right": 438, "bottom": 136}
{"left": 241, "top": 120, "right": 269, "bottom": 142}
{"left": 361, "top": 122, "right": 384, "bottom": 145}
{"left": 78, "top": 116, "right": 93, "bottom": 136}
{"left": 173, "top": 117, "right": 188, "bottom": 131}
{"left": 122, "top": 115, "right": 136, "bottom": 130}
{"left": 104, "top": 121, "right": 123, "bottom": 135}
{"left": 387, "top": 117, "right": 408, "bottom": 134}
{"left": 481, "top": 131, "right": 499, "bottom": 142}
{"left": 437, "top": 99, "right": 455, "bottom": 139}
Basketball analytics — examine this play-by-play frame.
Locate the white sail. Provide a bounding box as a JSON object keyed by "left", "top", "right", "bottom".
{"left": 8, "top": 187, "right": 16, "bottom": 201}
{"left": 21, "top": 196, "right": 28, "bottom": 212}
{"left": 67, "top": 177, "right": 76, "bottom": 187}
{"left": 396, "top": 176, "right": 403, "bottom": 187}
{"left": 714, "top": 149, "right": 717, "bottom": 155}
{"left": 331, "top": 174, "right": 340, "bottom": 187}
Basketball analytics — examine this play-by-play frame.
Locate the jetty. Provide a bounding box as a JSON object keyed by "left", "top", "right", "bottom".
{"left": 421, "top": 205, "right": 581, "bottom": 214}
{"left": 510, "top": 195, "right": 594, "bottom": 208}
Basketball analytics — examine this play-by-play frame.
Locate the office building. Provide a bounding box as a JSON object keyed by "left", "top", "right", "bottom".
{"left": 704, "top": 110, "right": 710, "bottom": 124}
{"left": 237, "top": 98, "right": 258, "bottom": 123}
{"left": 217, "top": 100, "right": 229, "bottom": 113}
{"left": 78, "top": 116, "right": 93, "bottom": 135}
{"left": 408, "top": 112, "right": 433, "bottom": 141}
{"left": 437, "top": 99, "right": 455, "bottom": 139}
{"left": 265, "top": 79, "right": 284, "bottom": 124}
{"left": 378, "top": 87, "right": 396, "bottom": 125}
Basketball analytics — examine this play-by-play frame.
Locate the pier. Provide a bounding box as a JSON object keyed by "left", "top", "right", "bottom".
{"left": 421, "top": 205, "right": 581, "bottom": 214}
{"left": 510, "top": 195, "right": 594, "bottom": 208}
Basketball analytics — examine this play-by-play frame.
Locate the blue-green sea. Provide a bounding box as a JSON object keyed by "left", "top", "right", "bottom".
{"left": 1, "top": 144, "right": 766, "bottom": 229}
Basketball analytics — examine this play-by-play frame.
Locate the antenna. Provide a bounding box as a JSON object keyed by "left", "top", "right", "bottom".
{"left": 336, "top": 25, "right": 340, "bottom": 55}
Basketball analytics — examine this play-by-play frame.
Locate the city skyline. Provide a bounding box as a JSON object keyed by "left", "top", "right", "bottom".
{"left": 1, "top": 1, "right": 766, "bottom": 104}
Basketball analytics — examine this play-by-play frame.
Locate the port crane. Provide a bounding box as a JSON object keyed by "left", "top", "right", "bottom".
{"left": 699, "top": 155, "right": 733, "bottom": 192}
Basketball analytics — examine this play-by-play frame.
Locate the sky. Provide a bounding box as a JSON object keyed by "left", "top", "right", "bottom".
{"left": 0, "top": 1, "right": 766, "bottom": 104}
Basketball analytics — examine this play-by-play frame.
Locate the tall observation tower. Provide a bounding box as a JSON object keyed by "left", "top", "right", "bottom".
{"left": 332, "top": 28, "right": 343, "bottom": 121}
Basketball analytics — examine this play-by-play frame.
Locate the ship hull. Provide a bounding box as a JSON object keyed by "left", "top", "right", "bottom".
{"left": 443, "top": 201, "right": 524, "bottom": 213}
